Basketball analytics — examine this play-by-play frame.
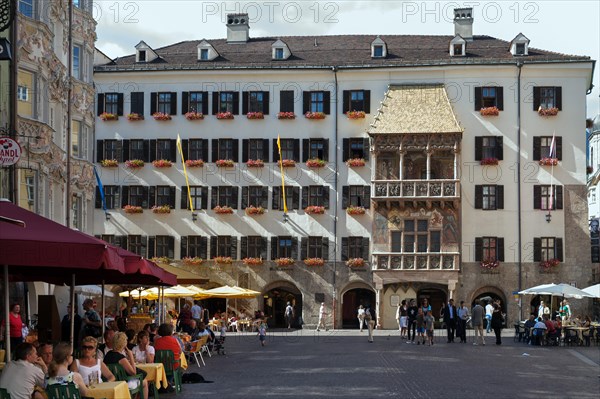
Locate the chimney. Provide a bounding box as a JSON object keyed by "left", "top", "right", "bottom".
{"left": 226, "top": 13, "right": 250, "bottom": 43}
{"left": 454, "top": 8, "right": 473, "bottom": 41}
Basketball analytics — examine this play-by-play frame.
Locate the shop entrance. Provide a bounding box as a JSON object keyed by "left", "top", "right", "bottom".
{"left": 341, "top": 288, "right": 376, "bottom": 329}
{"left": 263, "top": 284, "right": 302, "bottom": 328}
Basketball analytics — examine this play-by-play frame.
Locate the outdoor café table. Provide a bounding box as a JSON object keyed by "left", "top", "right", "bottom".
{"left": 237, "top": 319, "right": 251, "bottom": 331}
{"left": 87, "top": 381, "right": 131, "bottom": 399}
{"left": 565, "top": 326, "right": 589, "bottom": 344}
{"left": 208, "top": 319, "right": 221, "bottom": 331}
{"left": 137, "top": 363, "right": 168, "bottom": 389}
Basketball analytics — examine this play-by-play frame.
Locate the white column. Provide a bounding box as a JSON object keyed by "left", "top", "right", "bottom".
{"left": 375, "top": 287, "right": 383, "bottom": 329}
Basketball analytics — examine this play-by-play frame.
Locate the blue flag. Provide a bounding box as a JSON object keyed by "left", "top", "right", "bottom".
{"left": 93, "top": 166, "right": 107, "bottom": 212}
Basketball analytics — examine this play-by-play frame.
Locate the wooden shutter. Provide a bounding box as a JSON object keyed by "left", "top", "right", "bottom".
{"left": 323, "top": 91, "right": 331, "bottom": 114}
{"left": 342, "top": 91, "right": 350, "bottom": 113}
{"left": 342, "top": 186, "right": 349, "bottom": 209}
{"left": 362, "top": 238, "right": 370, "bottom": 260}
{"left": 301, "top": 187, "right": 308, "bottom": 209}
{"left": 474, "top": 185, "right": 483, "bottom": 209}
{"left": 496, "top": 87, "right": 504, "bottom": 110}
{"left": 210, "top": 236, "right": 217, "bottom": 259}
{"left": 362, "top": 186, "right": 371, "bottom": 209}
{"left": 341, "top": 237, "right": 349, "bottom": 261}
{"left": 496, "top": 185, "right": 504, "bottom": 210}
{"left": 291, "top": 237, "right": 298, "bottom": 260}
{"left": 150, "top": 92, "right": 157, "bottom": 115}
{"left": 95, "top": 186, "right": 102, "bottom": 209}
{"left": 181, "top": 186, "right": 188, "bottom": 209}
{"left": 242, "top": 139, "right": 249, "bottom": 163}
{"left": 115, "top": 140, "right": 123, "bottom": 163}
{"left": 280, "top": 90, "right": 294, "bottom": 113}
{"left": 363, "top": 138, "right": 370, "bottom": 161}
{"left": 272, "top": 138, "right": 279, "bottom": 163}
{"left": 232, "top": 92, "right": 240, "bottom": 115}
{"left": 323, "top": 187, "right": 330, "bottom": 209}
{"left": 533, "top": 87, "right": 541, "bottom": 111}
{"left": 201, "top": 92, "right": 209, "bottom": 115}
{"left": 148, "top": 186, "right": 156, "bottom": 209}
{"left": 201, "top": 187, "right": 208, "bottom": 210}
{"left": 168, "top": 186, "right": 176, "bottom": 208}
{"left": 474, "top": 137, "right": 482, "bottom": 161}
{"left": 97, "top": 93, "right": 105, "bottom": 115}
{"left": 130, "top": 92, "right": 144, "bottom": 115}
{"left": 211, "top": 187, "right": 218, "bottom": 209}
{"left": 181, "top": 140, "right": 189, "bottom": 161}
{"left": 180, "top": 236, "right": 188, "bottom": 258}
{"left": 142, "top": 140, "right": 151, "bottom": 162}
{"left": 242, "top": 91, "right": 249, "bottom": 115}
{"left": 474, "top": 87, "right": 482, "bottom": 111}
{"left": 300, "top": 237, "right": 308, "bottom": 260}
{"left": 556, "top": 137, "right": 562, "bottom": 160}
{"left": 364, "top": 91, "right": 371, "bottom": 114}
{"left": 141, "top": 186, "right": 149, "bottom": 208}
{"left": 240, "top": 236, "right": 248, "bottom": 259}
{"left": 121, "top": 186, "right": 129, "bottom": 208}
{"left": 260, "top": 237, "right": 268, "bottom": 259}
{"left": 263, "top": 91, "right": 270, "bottom": 115}
{"left": 96, "top": 140, "right": 104, "bottom": 162}
{"left": 169, "top": 139, "right": 177, "bottom": 162}
{"left": 182, "top": 92, "right": 189, "bottom": 114}
{"left": 495, "top": 137, "right": 503, "bottom": 160}
{"left": 556, "top": 238, "right": 563, "bottom": 261}
{"left": 475, "top": 237, "right": 483, "bottom": 261}
{"left": 230, "top": 237, "right": 238, "bottom": 259}
{"left": 555, "top": 186, "right": 563, "bottom": 210}
{"left": 533, "top": 186, "right": 541, "bottom": 210}
{"left": 555, "top": 87, "right": 562, "bottom": 110}
{"left": 293, "top": 139, "right": 300, "bottom": 162}
{"left": 232, "top": 139, "right": 239, "bottom": 162}
{"left": 211, "top": 139, "right": 219, "bottom": 162}
{"left": 147, "top": 236, "right": 156, "bottom": 259}
{"left": 533, "top": 137, "right": 541, "bottom": 161}
{"left": 342, "top": 139, "right": 349, "bottom": 162}
{"left": 116, "top": 93, "right": 124, "bottom": 116}
{"left": 533, "top": 238, "right": 542, "bottom": 262}
{"left": 241, "top": 187, "right": 248, "bottom": 209}
{"left": 292, "top": 187, "right": 300, "bottom": 210}
{"left": 497, "top": 237, "right": 505, "bottom": 262}
{"left": 149, "top": 140, "right": 157, "bottom": 162}
{"left": 167, "top": 236, "right": 175, "bottom": 259}
{"left": 169, "top": 92, "right": 177, "bottom": 115}
{"left": 302, "top": 139, "right": 309, "bottom": 162}
{"left": 271, "top": 237, "right": 278, "bottom": 260}
{"left": 231, "top": 187, "right": 239, "bottom": 209}
{"left": 272, "top": 186, "right": 280, "bottom": 210}
{"left": 302, "top": 92, "right": 310, "bottom": 114}
{"left": 262, "top": 139, "right": 269, "bottom": 162}
{"left": 212, "top": 92, "right": 219, "bottom": 115}
{"left": 260, "top": 187, "right": 268, "bottom": 209}
{"left": 322, "top": 139, "right": 329, "bottom": 162}
{"left": 322, "top": 237, "right": 329, "bottom": 261}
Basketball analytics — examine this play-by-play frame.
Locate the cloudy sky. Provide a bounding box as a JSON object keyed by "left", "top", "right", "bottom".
{"left": 94, "top": 0, "right": 599, "bottom": 117}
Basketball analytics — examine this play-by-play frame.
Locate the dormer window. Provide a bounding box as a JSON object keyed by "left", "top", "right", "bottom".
{"left": 373, "top": 46, "right": 383, "bottom": 57}
{"left": 275, "top": 48, "right": 284, "bottom": 60}
{"left": 138, "top": 50, "right": 146, "bottom": 62}
{"left": 453, "top": 44, "right": 463, "bottom": 55}
{"left": 271, "top": 39, "right": 291, "bottom": 60}
{"left": 509, "top": 33, "right": 530, "bottom": 56}
{"left": 370, "top": 36, "right": 387, "bottom": 59}
{"left": 135, "top": 41, "right": 159, "bottom": 63}
{"left": 197, "top": 40, "right": 219, "bottom": 61}
{"left": 200, "top": 49, "right": 209, "bottom": 60}
{"left": 449, "top": 35, "right": 466, "bottom": 57}
{"left": 516, "top": 43, "right": 525, "bottom": 55}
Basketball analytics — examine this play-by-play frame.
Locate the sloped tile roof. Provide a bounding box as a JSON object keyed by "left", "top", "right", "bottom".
{"left": 368, "top": 84, "right": 463, "bottom": 135}
{"left": 95, "top": 35, "right": 590, "bottom": 71}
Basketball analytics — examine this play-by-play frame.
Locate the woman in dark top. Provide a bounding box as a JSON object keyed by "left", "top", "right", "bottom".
{"left": 491, "top": 303, "right": 504, "bottom": 345}
{"left": 407, "top": 299, "right": 418, "bottom": 343}
{"left": 103, "top": 331, "right": 149, "bottom": 399}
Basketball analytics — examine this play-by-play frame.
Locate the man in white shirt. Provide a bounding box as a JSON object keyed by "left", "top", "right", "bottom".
{"left": 191, "top": 301, "right": 203, "bottom": 323}
{"left": 485, "top": 301, "right": 494, "bottom": 333}
{"left": 316, "top": 303, "right": 327, "bottom": 331}
{"left": 0, "top": 343, "right": 46, "bottom": 399}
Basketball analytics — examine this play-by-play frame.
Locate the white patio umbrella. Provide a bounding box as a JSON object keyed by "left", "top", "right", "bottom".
{"left": 519, "top": 283, "right": 594, "bottom": 299}
{"left": 518, "top": 283, "right": 557, "bottom": 295}
{"left": 582, "top": 283, "right": 600, "bottom": 298}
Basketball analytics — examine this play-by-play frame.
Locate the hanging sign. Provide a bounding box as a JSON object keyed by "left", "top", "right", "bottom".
{"left": 0, "top": 137, "right": 21, "bottom": 166}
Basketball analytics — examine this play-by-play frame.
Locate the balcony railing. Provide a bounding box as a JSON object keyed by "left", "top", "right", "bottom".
{"left": 372, "top": 179, "right": 460, "bottom": 199}
{"left": 373, "top": 252, "right": 460, "bottom": 270}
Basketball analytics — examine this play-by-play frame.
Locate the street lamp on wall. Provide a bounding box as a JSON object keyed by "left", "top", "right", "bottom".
{"left": 545, "top": 211, "right": 552, "bottom": 223}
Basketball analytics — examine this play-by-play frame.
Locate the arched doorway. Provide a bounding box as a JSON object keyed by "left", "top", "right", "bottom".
{"left": 341, "top": 284, "right": 375, "bottom": 329}
{"left": 417, "top": 286, "right": 447, "bottom": 318}
{"left": 263, "top": 281, "right": 302, "bottom": 329}
{"left": 470, "top": 286, "right": 507, "bottom": 312}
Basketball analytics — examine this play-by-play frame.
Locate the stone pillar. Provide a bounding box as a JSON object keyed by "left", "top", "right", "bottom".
{"left": 399, "top": 149, "right": 405, "bottom": 180}
{"left": 375, "top": 285, "right": 383, "bottom": 329}
{"left": 448, "top": 280, "right": 457, "bottom": 300}
{"left": 426, "top": 147, "right": 432, "bottom": 180}
{"left": 453, "top": 144, "right": 459, "bottom": 179}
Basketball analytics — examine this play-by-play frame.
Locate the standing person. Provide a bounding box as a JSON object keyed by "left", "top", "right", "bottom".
{"left": 285, "top": 302, "right": 295, "bottom": 329}
{"left": 315, "top": 303, "right": 327, "bottom": 332}
{"left": 191, "top": 301, "right": 203, "bottom": 324}
{"left": 82, "top": 298, "right": 102, "bottom": 339}
{"left": 421, "top": 298, "right": 432, "bottom": 315}
{"left": 424, "top": 311, "right": 435, "bottom": 346}
{"left": 1, "top": 303, "right": 24, "bottom": 349}
{"left": 399, "top": 301, "right": 408, "bottom": 339}
{"left": 471, "top": 300, "right": 485, "bottom": 346}
{"left": 562, "top": 299, "right": 571, "bottom": 321}
{"left": 537, "top": 300, "right": 549, "bottom": 319}
{"left": 0, "top": 343, "right": 46, "bottom": 399}
{"left": 357, "top": 305, "right": 366, "bottom": 332}
{"left": 395, "top": 302, "right": 402, "bottom": 332}
{"left": 491, "top": 303, "right": 504, "bottom": 345}
{"left": 61, "top": 303, "right": 82, "bottom": 345}
{"left": 441, "top": 299, "right": 457, "bottom": 343}
{"left": 415, "top": 307, "right": 425, "bottom": 345}
{"left": 406, "top": 299, "right": 418, "bottom": 344}
{"left": 258, "top": 320, "right": 267, "bottom": 346}
{"left": 365, "top": 306, "right": 375, "bottom": 343}
{"left": 178, "top": 303, "right": 193, "bottom": 334}
{"left": 457, "top": 301, "right": 469, "bottom": 343}
{"left": 485, "top": 300, "right": 494, "bottom": 334}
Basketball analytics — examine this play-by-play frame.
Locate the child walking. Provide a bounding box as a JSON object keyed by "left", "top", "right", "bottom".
{"left": 424, "top": 310, "right": 434, "bottom": 346}
{"left": 416, "top": 307, "right": 425, "bottom": 345}
{"left": 258, "top": 320, "right": 267, "bottom": 347}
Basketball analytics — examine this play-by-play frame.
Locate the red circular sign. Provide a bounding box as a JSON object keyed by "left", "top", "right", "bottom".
{"left": 0, "top": 137, "right": 22, "bottom": 166}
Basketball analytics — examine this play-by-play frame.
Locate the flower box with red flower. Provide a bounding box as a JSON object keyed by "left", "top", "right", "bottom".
{"left": 346, "top": 110, "right": 366, "bottom": 119}
{"left": 127, "top": 113, "right": 144, "bottom": 121}
{"left": 480, "top": 157, "right": 499, "bottom": 166}
{"left": 277, "top": 112, "right": 296, "bottom": 120}
{"left": 216, "top": 159, "right": 235, "bottom": 167}
{"left": 185, "top": 111, "right": 204, "bottom": 120}
{"left": 304, "top": 258, "right": 325, "bottom": 266}
{"left": 152, "top": 159, "right": 173, "bottom": 168}
{"left": 99, "top": 112, "right": 118, "bottom": 121}
{"left": 214, "top": 256, "right": 233, "bottom": 264}
{"left": 306, "top": 158, "right": 326, "bottom": 168}
{"left": 151, "top": 205, "right": 171, "bottom": 214}
{"left": 480, "top": 259, "right": 500, "bottom": 270}
{"left": 540, "top": 258, "right": 560, "bottom": 271}
{"left": 346, "top": 158, "right": 366, "bottom": 167}
{"left": 216, "top": 112, "right": 234, "bottom": 120}
{"left": 152, "top": 112, "right": 172, "bottom": 121}
{"left": 345, "top": 258, "right": 365, "bottom": 267}
{"left": 246, "top": 112, "right": 264, "bottom": 120}
{"left": 151, "top": 256, "right": 171, "bottom": 264}
{"left": 185, "top": 159, "right": 204, "bottom": 168}
{"left": 480, "top": 106, "right": 500, "bottom": 116}
{"left": 182, "top": 256, "right": 203, "bottom": 266}
{"left": 278, "top": 159, "right": 296, "bottom": 168}
{"left": 305, "top": 205, "right": 325, "bottom": 215}
{"left": 125, "top": 159, "right": 144, "bottom": 168}
{"left": 123, "top": 205, "right": 143, "bottom": 214}
{"left": 245, "top": 206, "right": 265, "bottom": 216}
{"left": 242, "top": 257, "right": 263, "bottom": 265}
{"left": 213, "top": 205, "right": 234, "bottom": 214}
{"left": 346, "top": 206, "right": 366, "bottom": 215}
{"left": 246, "top": 159, "right": 264, "bottom": 168}
{"left": 305, "top": 112, "right": 326, "bottom": 120}
{"left": 275, "top": 258, "right": 295, "bottom": 266}
{"left": 101, "top": 159, "right": 118, "bottom": 168}
{"left": 539, "top": 157, "right": 558, "bottom": 166}
{"left": 538, "top": 107, "right": 559, "bottom": 117}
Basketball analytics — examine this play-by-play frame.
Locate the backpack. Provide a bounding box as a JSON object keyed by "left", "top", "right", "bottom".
{"left": 182, "top": 372, "right": 213, "bottom": 384}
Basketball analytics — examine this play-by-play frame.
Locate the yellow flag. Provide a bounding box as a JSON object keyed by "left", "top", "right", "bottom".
{"left": 177, "top": 134, "right": 194, "bottom": 213}
{"left": 277, "top": 135, "right": 288, "bottom": 213}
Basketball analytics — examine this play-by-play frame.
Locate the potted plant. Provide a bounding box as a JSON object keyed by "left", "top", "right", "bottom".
{"left": 304, "top": 111, "right": 326, "bottom": 120}
{"left": 539, "top": 157, "right": 559, "bottom": 166}
{"left": 185, "top": 111, "right": 204, "bottom": 120}
{"left": 152, "top": 159, "right": 173, "bottom": 168}
{"left": 246, "top": 159, "right": 264, "bottom": 168}
{"left": 246, "top": 112, "right": 264, "bottom": 120}
{"left": 305, "top": 205, "right": 325, "bottom": 215}
{"left": 540, "top": 258, "right": 560, "bottom": 271}
{"left": 242, "top": 257, "right": 263, "bottom": 265}
{"left": 216, "top": 159, "right": 235, "bottom": 167}
{"left": 480, "top": 259, "right": 500, "bottom": 270}
{"left": 480, "top": 106, "right": 500, "bottom": 116}
{"left": 185, "top": 159, "right": 204, "bottom": 167}
{"left": 346, "top": 110, "right": 366, "bottom": 119}
{"left": 346, "top": 206, "right": 366, "bottom": 215}
{"left": 306, "top": 158, "right": 326, "bottom": 168}
{"left": 99, "top": 112, "right": 118, "bottom": 121}
{"left": 214, "top": 256, "right": 233, "bottom": 264}
{"left": 480, "top": 157, "right": 499, "bottom": 166}
{"left": 278, "top": 159, "right": 296, "bottom": 168}
{"left": 304, "top": 257, "right": 325, "bottom": 266}
{"left": 538, "top": 107, "right": 559, "bottom": 117}
{"left": 213, "top": 205, "right": 234, "bottom": 214}
{"left": 151, "top": 256, "right": 171, "bottom": 264}
{"left": 346, "top": 258, "right": 365, "bottom": 267}
{"left": 216, "top": 111, "right": 234, "bottom": 120}
{"left": 101, "top": 159, "right": 118, "bottom": 167}
{"left": 151, "top": 205, "right": 171, "bottom": 214}
{"left": 277, "top": 112, "right": 296, "bottom": 120}
{"left": 152, "top": 112, "right": 172, "bottom": 121}
{"left": 127, "top": 113, "right": 144, "bottom": 121}
{"left": 346, "top": 158, "right": 366, "bottom": 167}
{"left": 182, "top": 256, "right": 203, "bottom": 266}
{"left": 123, "top": 205, "right": 143, "bottom": 214}
{"left": 275, "top": 258, "right": 295, "bottom": 266}
{"left": 125, "top": 159, "right": 145, "bottom": 169}
{"left": 245, "top": 206, "right": 265, "bottom": 215}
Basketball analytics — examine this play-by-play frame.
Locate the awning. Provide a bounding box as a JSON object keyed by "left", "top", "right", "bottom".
{"left": 154, "top": 262, "right": 207, "bottom": 285}
{"left": 75, "top": 285, "right": 115, "bottom": 297}
{"left": 368, "top": 84, "right": 463, "bottom": 135}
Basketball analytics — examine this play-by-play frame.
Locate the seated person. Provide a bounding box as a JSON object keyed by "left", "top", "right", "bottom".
{"left": 0, "top": 343, "right": 46, "bottom": 399}
{"left": 532, "top": 317, "right": 547, "bottom": 345}
{"left": 154, "top": 323, "right": 183, "bottom": 369}
{"left": 187, "top": 319, "right": 201, "bottom": 341}
{"left": 523, "top": 314, "right": 537, "bottom": 343}
{"left": 72, "top": 336, "right": 115, "bottom": 385}
{"left": 132, "top": 330, "right": 155, "bottom": 364}
{"left": 103, "top": 332, "right": 149, "bottom": 399}
{"left": 125, "top": 329, "right": 137, "bottom": 350}
{"left": 47, "top": 342, "right": 90, "bottom": 397}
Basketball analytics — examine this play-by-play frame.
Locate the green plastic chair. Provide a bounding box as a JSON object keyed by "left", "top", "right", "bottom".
{"left": 45, "top": 383, "right": 81, "bottom": 399}
{"left": 0, "top": 387, "right": 11, "bottom": 399}
{"left": 106, "top": 363, "right": 145, "bottom": 399}
{"left": 154, "top": 350, "right": 182, "bottom": 394}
